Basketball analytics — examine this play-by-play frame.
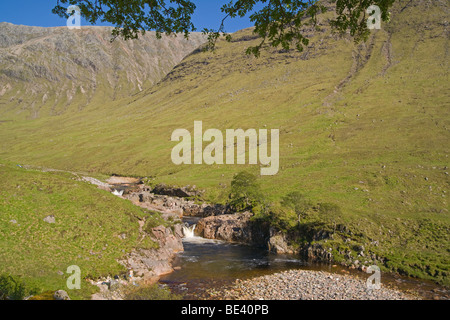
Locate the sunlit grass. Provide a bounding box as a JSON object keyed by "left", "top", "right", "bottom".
{"left": 0, "top": 162, "right": 163, "bottom": 299}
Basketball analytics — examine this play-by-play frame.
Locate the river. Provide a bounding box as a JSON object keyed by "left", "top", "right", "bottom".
{"left": 158, "top": 217, "right": 449, "bottom": 300}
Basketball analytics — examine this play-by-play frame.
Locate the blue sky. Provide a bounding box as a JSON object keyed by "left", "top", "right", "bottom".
{"left": 0, "top": 0, "right": 258, "bottom": 32}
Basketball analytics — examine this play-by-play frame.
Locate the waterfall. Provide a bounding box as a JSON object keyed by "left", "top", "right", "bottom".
{"left": 112, "top": 189, "right": 124, "bottom": 196}
{"left": 182, "top": 224, "right": 196, "bottom": 238}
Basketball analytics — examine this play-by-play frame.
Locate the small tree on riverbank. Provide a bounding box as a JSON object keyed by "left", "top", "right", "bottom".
{"left": 228, "top": 171, "right": 263, "bottom": 213}
{"left": 281, "top": 191, "right": 311, "bottom": 224}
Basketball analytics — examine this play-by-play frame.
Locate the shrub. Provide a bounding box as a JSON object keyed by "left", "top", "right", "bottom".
{"left": 0, "top": 274, "right": 38, "bottom": 300}
{"left": 281, "top": 191, "right": 311, "bottom": 223}
{"left": 267, "top": 203, "right": 299, "bottom": 233}
{"left": 228, "top": 171, "right": 263, "bottom": 212}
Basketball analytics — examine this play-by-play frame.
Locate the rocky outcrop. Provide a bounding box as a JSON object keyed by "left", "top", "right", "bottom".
{"left": 267, "top": 227, "right": 334, "bottom": 261}
{"left": 302, "top": 243, "right": 333, "bottom": 263}
{"left": 82, "top": 175, "right": 229, "bottom": 218}
{"left": 195, "top": 212, "right": 336, "bottom": 265}
{"left": 201, "top": 204, "right": 230, "bottom": 217}
{"left": 267, "top": 229, "right": 298, "bottom": 254}
{"left": 152, "top": 183, "right": 203, "bottom": 198}
{"left": 106, "top": 176, "right": 142, "bottom": 194}
{"left": 106, "top": 177, "right": 141, "bottom": 185}
{"left": 82, "top": 175, "right": 143, "bottom": 194}
{"left": 119, "top": 224, "right": 184, "bottom": 281}
{"left": 127, "top": 190, "right": 202, "bottom": 217}
{"left": 0, "top": 22, "right": 206, "bottom": 119}
{"left": 196, "top": 212, "right": 252, "bottom": 242}
{"left": 126, "top": 187, "right": 228, "bottom": 218}
{"left": 196, "top": 212, "right": 270, "bottom": 246}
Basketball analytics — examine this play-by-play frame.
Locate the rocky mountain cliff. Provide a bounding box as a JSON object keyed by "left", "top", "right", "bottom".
{"left": 0, "top": 22, "right": 205, "bottom": 119}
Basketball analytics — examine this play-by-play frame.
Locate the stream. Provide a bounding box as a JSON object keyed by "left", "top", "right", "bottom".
{"left": 158, "top": 217, "right": 449, "bottom": 300}
{"left": 159, "top": 218, "right": 308, "bottom": 299}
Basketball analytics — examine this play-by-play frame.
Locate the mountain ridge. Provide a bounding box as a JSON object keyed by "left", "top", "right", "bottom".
{"left": 0, "top": 22, "right": 206, "bottom": 119}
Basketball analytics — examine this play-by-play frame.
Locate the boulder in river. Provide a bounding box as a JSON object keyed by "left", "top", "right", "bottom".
{"left": 196, "top": 212, "right": 269, "bottom": 245}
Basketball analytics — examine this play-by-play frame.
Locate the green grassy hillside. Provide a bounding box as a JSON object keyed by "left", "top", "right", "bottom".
{"left": 0, "top": 161, "right": 168, "bottom": 299}
{"left": 0, "top": 0, "right": 448, "bottom": 285}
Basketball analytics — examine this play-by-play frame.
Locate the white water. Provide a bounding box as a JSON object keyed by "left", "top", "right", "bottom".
{"left": 182, "top": 224, "right": 197, "bottom": 238}
{"left": 182, "top": 224, "right": 224, "bottom": 244}
{"left": 112, "top": 189, "right": 124, "bottom": 196}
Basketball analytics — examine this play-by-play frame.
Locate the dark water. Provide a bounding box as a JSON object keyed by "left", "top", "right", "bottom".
{"left": 160, "top": 237, "right": 309, "bottom": 297}
{"left": 158, "top": 218, "right": 449, "bottom": 300}
{"left": 169, "top": 240, "right": 304, "bottom": 279}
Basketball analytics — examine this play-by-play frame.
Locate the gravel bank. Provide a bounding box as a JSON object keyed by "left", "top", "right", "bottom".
{"left": 207, "top": 270, "right": 418, "bottom": 300}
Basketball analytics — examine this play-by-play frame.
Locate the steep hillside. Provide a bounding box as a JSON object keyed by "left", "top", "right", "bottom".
{"left": 0, "top": 0, "right": 449, "bottom": 285}
{"left": 0, "top": 22, "right": 205, "bottom": 119}
{"left": 1, "top": 0, "right": 447, "bottom": 189}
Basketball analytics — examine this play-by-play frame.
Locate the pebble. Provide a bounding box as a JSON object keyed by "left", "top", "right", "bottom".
{"left": 208, "top": 270, "right": 418, "bottom": 300}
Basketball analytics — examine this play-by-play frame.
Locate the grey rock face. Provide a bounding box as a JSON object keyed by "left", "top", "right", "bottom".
{"left": 152, "top": 184, "right": 203, "bottom": 198}
{"left": 268, "top": 230, "right": 297, "bottom": 254}
{"left": 0, "top": 23, "right": 205, "bottom": 119}
{"left": 196, "top": 212, "right": 269, "bottom": 245}
{"left": 119, "top": 224, "right": 184, "bottom": 280}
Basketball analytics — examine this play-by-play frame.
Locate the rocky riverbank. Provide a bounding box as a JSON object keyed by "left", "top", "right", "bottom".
{"left": 207, "top": 270, "right": 418, "bottom": 300}
{"left": 80, "top": 176, "right": 188, "bottom": 300}
{"left": 90, "top": 223, "right": 185, "bottom": 300}
{"left": 112, "top": 181, "right": 391, "bottom": 278}
{"left": 82, "top": 177, "right": 447, "bottom": 300}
